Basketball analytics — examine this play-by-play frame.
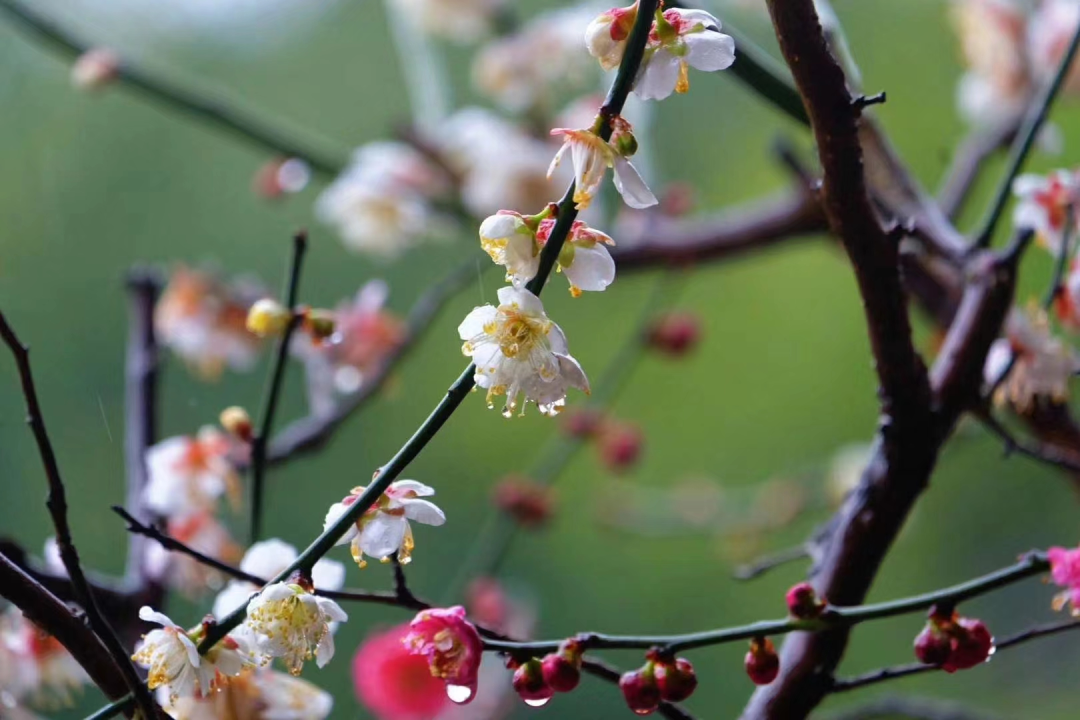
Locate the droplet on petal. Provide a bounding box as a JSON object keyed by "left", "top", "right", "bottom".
{"left": 447, "top": 684, "right": 473, "bottom": 704}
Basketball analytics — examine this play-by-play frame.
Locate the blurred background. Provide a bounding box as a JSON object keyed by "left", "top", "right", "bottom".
{"left": 1, "top": 0, "right": 1079, "bottom": 717}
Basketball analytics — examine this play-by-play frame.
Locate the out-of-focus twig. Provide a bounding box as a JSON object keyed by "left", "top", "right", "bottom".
{"left": 825, "top": 696, "right": 1006, "bottom": 720}
{"left": 0, "top": 0, "right": 346, "bottom": 176}
{"left": 734, "top": 543, "right": 810, "bottom": 581}
{"left": 937, "top": 116, "right": 1021, "bottom": 222}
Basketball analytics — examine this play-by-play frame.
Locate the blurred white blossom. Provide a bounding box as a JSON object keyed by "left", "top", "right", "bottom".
{"left": 213, "top": 539, "right": 345, "bottom": 620}
{"left": 390, "top": 0, "right": 507, "bottom": 42}
{"left": 985, "top": 307, "right": 1080, "bottom": 410}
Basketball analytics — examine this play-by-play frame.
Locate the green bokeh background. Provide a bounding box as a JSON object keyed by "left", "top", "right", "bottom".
{"left": 2, "top": 0, "right": 1079, "bottom": 718}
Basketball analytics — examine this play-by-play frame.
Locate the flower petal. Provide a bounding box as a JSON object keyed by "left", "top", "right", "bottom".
{"left": 685, "top": 31, "right": 736, "bottom": 72}
{"left": 612, "top": 157, "right": 659, "bottom": 209}
{"left": 323, "top": 502, "right": 359, "bottom": 546}
{"left": 563, "top": 243, "right": 616, "bottom": 292}
{"left": 401, "top": 498, "right": 447, "bottom": 526}
{"left": 635, "top": 49, "right": 681, "bottom": 101}
{"left": 358, "top": 514, "right": 408, "bottom": 559}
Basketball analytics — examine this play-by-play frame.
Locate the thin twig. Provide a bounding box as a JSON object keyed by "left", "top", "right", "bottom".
{"left": 734, "top": 544, "right": 810, "bottom": 581}
{"left": 84, "top": 695, "right": 136, "bottom": 720}
{"left": 937, "top": 115, "right": 1021, "bottom": 222}
{"left": 0, "top": 0, "right": 346, "bottom": 176}
{"left": 249, "top": 232, "right": 308, "bottom": 543}
{"left": 976, "top": 410, "right": 1080, "bottom": 475}
{"left": 199, "top": 0, "right": 663, "bottom": 653}
{"left": 0, "top": 313, "right": 159, "bottom": 718}
{"left": 483, "top": 552, "right": 1050, "bottom": 656}
{"left": 824, "top": 696, "right": 1006, "bottom": 720}
{"left": 830, "top": 618, "right": 1080, "bottom": 693}
{"left": 972, "top": 21, "right": 1080, "bottom": 248}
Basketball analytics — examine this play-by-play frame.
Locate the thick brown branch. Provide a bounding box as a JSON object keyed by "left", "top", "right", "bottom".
{"left": 0, "top": 551, "right": 133, "bottom": 708}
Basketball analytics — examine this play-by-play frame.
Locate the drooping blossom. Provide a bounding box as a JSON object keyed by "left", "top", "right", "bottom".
{"left": 951, "top": 0, "right": 1032, "bottom": 124}
{"left": 159, "top": 668, "right": 333, "bottom": 720}
{"left": 390, "top": 0, "right": 507, "bottom": 43}
{"left": 1012, "top": 170, "right": 1079, "bottom": 256}
{"left": 155, "top": 266, "right": 263, "bottom": 379}
{"left": 143, "top": 426, "right": 241, "bottom": 520}
{"left": 244, "top": 583, "right": 348, "bottom": 675}
{"left": 0, "top": 608, "right": 87, "bottom": 707}
{"left": 316, "top": 142, "right": 451, "bottom": 257}
{"left": 440, "top": 108, "right": 565, "bottom": 217}
{"left": 479, "top": 211, "right": 541, "bottom": 286}
{"left": 147, "top": 512, "right": 242, "bottom": 596}
{"left": 548, "top": 123, "right": 657, "bottom": 210}
{"left": 1048, "top": 543, "right": 1080, "bottom": 614}
{"left": 459, "top": 286, "right": 590, "bottom": 417}
{"left": 291, "top": 280, "right": 406, "bottom": 417}
{"left": 585, "top": 3, "right": 639, "bottom": 71}
{"left": 473, "top": 6, "right": 597, "bottom": 112}
{"left": 403, "top": 606, "right": 484, "bottom": 704}
{"left": 984, "top": 307, "right": 1080, "bottom": 411}
{"left": 353, "top": 624, "right": 449, "bottom": 720}
{"left": 537, "top": 218, "right": 616, "bottom": 296}
{"left": 132, "top": 608, "right": 253, "bottom": 703}
{"left": 324, "top": 481, "right": 446, "bottom": 568}
{"left": 634, "top": 8, "right": 736, "bottom": 101}
{"left": 212, "top": 539, "right": 345, "bottom": 620}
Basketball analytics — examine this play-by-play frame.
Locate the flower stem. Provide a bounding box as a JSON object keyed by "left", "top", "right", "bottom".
{"left": 483, "top": 552, "right": 1050, "bottom": 656}
{"left": 249, "top": 231, "right": 308, "bottom": 544}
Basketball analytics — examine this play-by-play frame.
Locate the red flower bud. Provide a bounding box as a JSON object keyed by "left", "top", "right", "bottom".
{"left": 647, "top": 312, "right": 701, "bottom": 356}
{"left": 599, "top": 422, "right": 644, "bottom": 473}
{"left": 785, "top": 582, "right": 825, "bottom": 620}
{"left": 563, "top": 407, "right": 605, "bottom": 438}
{"left": 512, "top": 659, "right": 554, "bottom": 706}
{"left": 745, "top": 637, "right": 780, "bottom": 686}
{"left": 619, "top": 664, "right": 661, "bottom": 715}
{"left": 654, "top": 657, "right": 697, "bottom": 702}
{"left": 541, "top": 654, "right": 581, "bottom": 693}
{"left": 913, "top": 623, "right": 952, "bottom": 666}
{"left": 942, "top": 618, "right": 994, "bottom": 673}
{"left": 492, "top": 476, "right": 554, "bottom": 528}
{"left": 465, "top": 577, "right": 508, "bottom": 630}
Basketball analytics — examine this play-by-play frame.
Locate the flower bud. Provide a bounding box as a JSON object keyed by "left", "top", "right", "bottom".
{"left": 619, "top": 662, "right": 661, "bottom": 715}
{"left": 598, "top": 422, "right": 644, "bottom": 473}
{"left": 647, "top": 312, "right": 701, "bottom": 356}
{"left": 493, "top": 476, "right": 553, "bottom": 528}
{"left": 563, "top": 408, "right": 605, "bottom": 438}
{"left": 913, "top": 622, "right": 951, "bottom": 666}
{"left": 942, "top": 618, "right": 994, "bottom": 673}
{"left": 745, "top": 637, "right": 779, "bottom": 686}
{"left": 71, "top": 48, "right": 120, "bottom": 90}
{"left": 785, "top": 582, "right": 825, "bottom": 620}
{"left": 585, "top": 5, "right": 639, "bottom": 71}
{"left": 512, "top": 658, "right": 554, "bottom": 705}
{"left": 246, "top": 298, "right": 290, "bottom": 337}
{"left": 653, "top": 657, "right": 697, "bottom": 702}
{"left": 541, "top": 653, "right": 581, "bottom": 693}
{"left": 219, "top": 406, "right": 252, "bottom": 442}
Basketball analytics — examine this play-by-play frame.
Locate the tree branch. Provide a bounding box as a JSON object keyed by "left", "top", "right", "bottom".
{"left": 825, "top": 696, "right": 1005, "bottom": 720}
{"left": 249, "top": 232, "right": 307, "bottom": 543}
{"left": 0, "top": 0, "right": 346, "bottom": 176}
{"left": 0, "top": 312, "right": 160, "bottom": 718}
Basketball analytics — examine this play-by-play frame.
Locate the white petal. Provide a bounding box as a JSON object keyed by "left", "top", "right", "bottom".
{"left": 138, "top": 606, "right": 175, "bottom": 628}
{"left": 479, "top": 213, "right": 522, "bottom": 241}
{"left": 675, "top": 9, "right": 722, "bottom": 30}
{"left": 635, "top": 50, "right": 681, "bottom": 101}
{"left": 685, "top": 31, "right": 736, "bottom": 72}
{"left": 563, "top": 244, "right": 616, "bottom": 292}
{"left": 178, "top": 633, "right": 201, "bottom": 670}
{"left": 1012, "top": 174, "right": 1047, "bottom": 197}
{"left": 212, "top": 582, "right": 257, "bottom": 620}
{"left": 257, "top": 583, "right": 296, "bottom": 603}
{"left": 312, "top": 559, "right": 346, "bottom": 592}
{"left": 316, "top": 596, "right": 348, "bottom": 623}
{"left": 556, "top": 354, "right": 590, "bottom": 393}
{"left": 323, "top": 502, "right": 359, "bottom": 546}
{"left": 401, "top": 498, "right": 447, "bottom": 526}
{"left": 547, "top": 321, "right": 569, "bottom": 356}
{"left": 390, "top": 479, "right": 436, "bottom": 497}
{"left": 459, "top": 306, "right": 498, "bottom": 341}
{"left": 358, "top": 515, "right": 408, "bottom": 559}
{"left": 497, "top": 286, "right": 546, "bottom": 317}
{"left": 240, "top": 539, "right": 298, "bottom": 578}
{"left": 315, "top": 628, "right": 335, "bottom": 668}
{"left": 612, "top": 157, "right": 659, "bottom": 209}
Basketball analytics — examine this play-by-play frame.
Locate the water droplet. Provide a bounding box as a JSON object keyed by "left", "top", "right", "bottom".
{"left": 633, "top": 710, "right": 653, "bottom": 716}
{"left": 447, "top": 685, "right": 473, "bottom": 704}
{"left": 524, "top": 697, "right": 551, "bottom": 708}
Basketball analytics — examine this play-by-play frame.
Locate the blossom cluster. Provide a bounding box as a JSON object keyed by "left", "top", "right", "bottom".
{"left": 0, "top": 607, "right": 88, "bottom": 716}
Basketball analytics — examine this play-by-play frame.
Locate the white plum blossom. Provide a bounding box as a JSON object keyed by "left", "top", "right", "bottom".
{"left": 585, "top": 3, "right": 639, "bottom": 71}
{"left": 391, "top": 0, "right": 507, "bottom": 43}
{"left": 479, "top": 211, "right": 540, "bottom": 285}
{"left": 143, "top": 427, "right": 240, "bottom": 520}
{"left": 548, "top": 123, "right": 657, "bottom": 210}
{"left": 951, "top": 0, "right": 1031, "bottom": 124}
{"left": 538, "top": 218, "right": 616, "bottom": 296}
{"left": 634, "top": 8, "right": 735, "bottom": 101}
{"left": 1013, "top": 170, "right": 1079, "bottom": 256}
{"left": 316, "top": 143, "right": 450, "bottom": 258}
{"left": 473, "top": 6, "right": 598, "bottom": 111}
{"left": 132, "top": 608, "right": 253, "bottom": 703}
{"left": 459, "top": 286, "right": 590, "bottom": 416}
{"left": 441, "top": 108, "right": 564, "bottom": 217}
{"left": 0, "top": 608, "right": 87, "bottom": 706}
{"left": 154, "top": 266, "right": 263, "bottom": 380}
{"left": 212, "top": 539, "right": 346, "bottom": 620}
{"left": 159, "top": 668, "right": 333, "bottom": 720}
{"left": 244, "top": 583, "right": 347, "bottom": 675}
{"left": 985, "top": 308, "right": 1080, "bottom": 411}
{"left": 1027, "top": 0, "right": 1080, "bottom": 95}
{"left": 146, "top": 512, "right": 241, "bottom": 596}
{"left": 324, "top": 481, "right": 446, "bottom": 568}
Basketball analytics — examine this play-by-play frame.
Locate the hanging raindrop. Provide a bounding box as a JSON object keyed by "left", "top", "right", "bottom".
{"left": 446, "top": 684, "right": 473, "bottom": 704}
